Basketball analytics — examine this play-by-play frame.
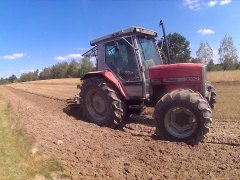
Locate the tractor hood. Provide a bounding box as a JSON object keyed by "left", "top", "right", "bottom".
{"left": 149, "top": 63, "right": 206, "bottom": 96}
{"left": 149, "top": 63, "right": 203, "bottom": 80}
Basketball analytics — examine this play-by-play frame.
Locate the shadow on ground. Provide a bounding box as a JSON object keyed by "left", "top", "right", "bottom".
{"left": 63, "top": 98, "right": 165, "bottom": 141}
{"left": 63, "top": 98, "right": 85, "bottom": 121}
{"left": 63, "top": 99, "right": 154, "bottom": 126}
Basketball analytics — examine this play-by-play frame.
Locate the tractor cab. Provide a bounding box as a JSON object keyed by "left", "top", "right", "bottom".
{"left": 83, "top": 27, "right": 162, "bottom": 100}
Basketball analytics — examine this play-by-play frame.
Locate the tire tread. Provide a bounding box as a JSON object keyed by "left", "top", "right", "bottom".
{"left": 153, "top": 88, "right": 212, "bottom": 144}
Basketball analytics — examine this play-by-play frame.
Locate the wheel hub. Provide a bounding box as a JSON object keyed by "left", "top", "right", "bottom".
{"left": 86, "top": 90, "right": 108, "bottom": 120}
{"left": 164, "top": 107, "right": 197, "bottom": 139}
{"left": 92, "top": 93, "right": 106, "bottom": 115}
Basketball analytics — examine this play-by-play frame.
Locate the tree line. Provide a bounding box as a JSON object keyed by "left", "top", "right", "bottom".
{"left": 158, "top": 33, "right": 239, "bottom": 71}
{"left": 1, "top": 32, "right": 239, "bottom": 85}
{"left": 0, "top": 57, "right": 95, "bottom": 84}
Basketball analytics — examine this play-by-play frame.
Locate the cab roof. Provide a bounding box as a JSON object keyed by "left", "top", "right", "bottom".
{"left": 90, "top": 26, "right": 157, "bottom": 46}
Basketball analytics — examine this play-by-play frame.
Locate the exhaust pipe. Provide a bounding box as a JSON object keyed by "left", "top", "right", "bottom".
{"left": 159, "top": 20, "right": 171, "bottom": 64}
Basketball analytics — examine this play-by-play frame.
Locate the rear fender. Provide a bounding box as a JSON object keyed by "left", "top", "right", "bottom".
{"left": 81, "top": 70, "right": 128, "bottom": 100}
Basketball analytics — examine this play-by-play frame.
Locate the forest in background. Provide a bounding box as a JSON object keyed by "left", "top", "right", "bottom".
{"left": 1, "top": 32, "right": 239, "bottom": 85}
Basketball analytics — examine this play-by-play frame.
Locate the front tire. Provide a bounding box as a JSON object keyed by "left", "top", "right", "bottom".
{"left": 80, "top": 77, "right": 124, "bottom": 128}
{"left": 153, "top": 89, "right": 212, "bottom": 144}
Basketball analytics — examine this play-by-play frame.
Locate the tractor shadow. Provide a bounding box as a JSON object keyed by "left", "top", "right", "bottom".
{"left": 63, "top": 101, "right": 156, "bottom": 129}
{"left": 121, "top": 114, "right": 155, "bottom": 127}
{"left": 63, "top": 99, "right": 165, "bottom": 141}
{"left": 63, "top": 98, "right": 156, "bottom": 127}
{"left": 117, "top": 115, "right": 159, "bottom": 139}
{"left": 63, "top": 98, "right": 87, "bottom": 122}
{"left": 117, "top": 116, "right": 167, "bottom": 141}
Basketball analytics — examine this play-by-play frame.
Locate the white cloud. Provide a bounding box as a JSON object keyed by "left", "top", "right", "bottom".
{"left": 198, "top": 28, "right": 215, "bottom": 35}
{"left": 55, "top": 53, "right": 82, "bottom": 61}
{"left": 55, "top": 56, "right": 66, "bottom": 61}
{"left": 78, "top": 47, "right": 89, "bottom": 51}
{"left": 208, "top": 0, "right": 218, "bottom": 7}
{"left": 183, "top": 0, "right": 201, "bottom": 10}
{"left": 220, "top": 0, "right": 231, "bottom": 5}
{"left": 2, "top": 53, "right": 25, "bottom": 60}
{"left": 184, "top": 0, "right": 232, "bottom": 10}
{"left": 67, "top": 54, "right": 82, "bottom": 59}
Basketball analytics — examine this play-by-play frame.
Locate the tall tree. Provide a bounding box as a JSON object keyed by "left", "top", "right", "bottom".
{"left": 196, "top": 41, "right": 213, "bottom": 65}
{"left": 67, "top": 60, "right": 80, "bottom": 78}
{"left": 190, "top": 57, "right": 201, "bottom": 63}
{"left": 218, "top": 35, "right": 239, "bottom": 70}
{"left": 19, "top": 70, "right": 38, "bottom": 82}
{"left": 0, "top": 78, "right": 8, "bottom": 84}
{"left": 158, "top": 33, "right": 191, "bottom": 64}
{"left": 39, "top": 67, "right": 52, "bottom": 80}
{"left": 207, "top": 59, "right": 215, "bottom": 71}
{"left": 79, "top": 57, "right": 95, "bottom": 76}
{"left": 51, "top": 62, "right": 69, "bottom": 79}
{"left": 8, "top": 74, "right": 17, "bottom": 83}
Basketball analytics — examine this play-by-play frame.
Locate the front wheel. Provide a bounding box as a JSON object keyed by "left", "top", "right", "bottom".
{"left": 153, "top": 89, "right": 212, "bottom": 144}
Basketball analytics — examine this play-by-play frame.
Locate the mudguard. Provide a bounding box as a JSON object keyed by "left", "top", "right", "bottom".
{"left": 81, "top": 70, "right": 128, "bottom": 100}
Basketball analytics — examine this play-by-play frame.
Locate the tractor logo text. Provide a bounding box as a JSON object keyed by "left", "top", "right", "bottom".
{"left": 163, "top": 77, "right": 200, "bottom": 83}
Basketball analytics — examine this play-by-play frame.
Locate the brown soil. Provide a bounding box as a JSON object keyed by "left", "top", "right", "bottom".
{"left": 0, "top": 85, "right": 239, "bottom": 179}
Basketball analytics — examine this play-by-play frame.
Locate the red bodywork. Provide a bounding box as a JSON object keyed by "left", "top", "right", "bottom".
{"left": 82, "top": 63, "right": 204, "bottom": 101}
{"left": 149, "top": 63, "right": 203, "bottom": 93}
{"left": 102, "top": 70, "right": 128, "bottom": 99}
{"left": 81, "top": 70, "right": 128, "bottom": 100}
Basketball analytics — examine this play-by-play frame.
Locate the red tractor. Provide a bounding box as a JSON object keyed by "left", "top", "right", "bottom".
{"left": 79, "top": 21, "right": 216, "bottom": 144}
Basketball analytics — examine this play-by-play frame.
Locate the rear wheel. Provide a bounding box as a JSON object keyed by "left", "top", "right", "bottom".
{"left": 80, "top": 77, "right": 124, "bottom": 128}
{"left": 153, "top": 89, "right": 212, "bottom": 144}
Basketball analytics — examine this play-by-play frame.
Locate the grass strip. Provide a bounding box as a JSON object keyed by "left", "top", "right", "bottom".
{"left": 0, "top": 95, "right": 69, "bottom": 179}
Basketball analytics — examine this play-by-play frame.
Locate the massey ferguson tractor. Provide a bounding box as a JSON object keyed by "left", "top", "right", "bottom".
{"left": 78, "top": 21, "right": 216, "bottom": 144}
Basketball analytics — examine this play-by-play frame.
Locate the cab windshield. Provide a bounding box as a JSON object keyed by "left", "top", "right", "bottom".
{"left": 137, "top": 37, "right": 162, "bottom": 67}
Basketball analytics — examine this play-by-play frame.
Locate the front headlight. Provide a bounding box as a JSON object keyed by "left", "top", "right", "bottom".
{"left": 202, "top": 65, "right": 207, "bottom": 97}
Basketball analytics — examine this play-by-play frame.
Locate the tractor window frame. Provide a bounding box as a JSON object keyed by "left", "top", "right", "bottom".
{"left": 104, "top": 37, "right": 141, "bottom": 82}
{"left": 136, "top": 36, "right": 162, "bottom": 67}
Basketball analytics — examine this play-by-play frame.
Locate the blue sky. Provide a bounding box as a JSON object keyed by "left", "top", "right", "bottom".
{"left": 0, "top": 0, "right": 239, "bottom": 78}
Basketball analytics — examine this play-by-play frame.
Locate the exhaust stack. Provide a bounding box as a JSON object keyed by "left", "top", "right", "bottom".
{"left": 159, "top": 20, "right": 171, "bottom": 64}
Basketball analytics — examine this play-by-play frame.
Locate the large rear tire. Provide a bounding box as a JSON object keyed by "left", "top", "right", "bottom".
{"left": 153, "top": 89, "right": 212, "bottom": 144}
{"left": 80, "top": 77, "right": 124, "bottom": 128}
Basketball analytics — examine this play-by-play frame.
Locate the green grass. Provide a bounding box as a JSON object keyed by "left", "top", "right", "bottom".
{"left": 0, "top": 95, "right": 68, "bottom": 179}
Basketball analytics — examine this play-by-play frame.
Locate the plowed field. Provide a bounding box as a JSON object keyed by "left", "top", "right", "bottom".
{"left": 0, "top": 78, "right": 239, "bottom": 179}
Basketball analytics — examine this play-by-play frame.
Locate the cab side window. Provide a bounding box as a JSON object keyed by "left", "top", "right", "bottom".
{"left": 105, "top": 38, "right": 140, "bottom": 81}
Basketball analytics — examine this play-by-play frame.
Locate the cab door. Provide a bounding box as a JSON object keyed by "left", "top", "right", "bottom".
{"left": 104, "top": 38, "right": 143, "bottom": 99}
{"left": 136, "top": 37, "right": 162, "bottom": 98}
